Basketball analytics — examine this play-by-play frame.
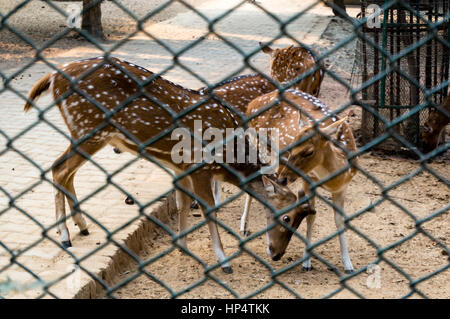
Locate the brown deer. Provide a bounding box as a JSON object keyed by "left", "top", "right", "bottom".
{"left": 236, "top": 43, "right": 326, "bottom": 236}
{"left": 197, "top": 49, "right": 324, "bottom": 214}
{"left": 23, "top": 56, "right": 310, "bottom": 273}
{"left": 244, "top": 89, "right": 358, "bottom": 273}
{"left": 121, "top": 44, "right": 325, "bottom": 219}
{"left": 259, "top": 42, "right": 324, "bottom": 97}
{"left": 422, "top": 94, "right": 450, "bottom": 153}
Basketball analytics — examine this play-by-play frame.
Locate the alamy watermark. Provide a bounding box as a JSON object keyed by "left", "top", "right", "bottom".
{"left": 66, "top": 4, "right": 82, "bottom": 29}
{"left": 66, "top": 264, "right": 82, "bottom": 292}
{"left": 366, "top": 263, "right": 381, "bottom": 289}
{"left": 365, "top": 4, "right": 383, "bottom": 29}
{"left": 170, "top": 120, "right": 280, "bottom": 173}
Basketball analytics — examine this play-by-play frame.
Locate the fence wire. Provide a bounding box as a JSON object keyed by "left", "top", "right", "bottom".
{"left": 0, "top": 0, "right": 449, "bottom": 299}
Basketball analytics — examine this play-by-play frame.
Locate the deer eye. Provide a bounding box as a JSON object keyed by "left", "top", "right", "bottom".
{"left": 282, "top": 215, "right": 291, "bottom": 223}
{"left": 301, "top": 148, "right": 314, "bottom": 157}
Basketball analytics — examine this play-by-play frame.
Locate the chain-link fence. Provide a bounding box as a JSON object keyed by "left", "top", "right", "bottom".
{"left": 0, "top": 0, "right": 449, "bottom": 299}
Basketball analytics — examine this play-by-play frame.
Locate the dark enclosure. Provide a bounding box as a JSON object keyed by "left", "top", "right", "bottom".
{"left": 356, "top": 0, "right": 449, "bottom": 154}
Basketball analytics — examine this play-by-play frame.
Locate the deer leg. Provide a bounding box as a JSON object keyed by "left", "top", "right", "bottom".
{"left": 175, "top": 178, "right": 193, "bottom": 251}
{"left": 213, "top": 180, "right": 220, "bottom": 207}
{"left": 240, "top": 195, "right": 252, "bottom": 236}
{"left": 54, "top": 189, "right": 70, "bottom": 248}
{"left": 206, "top": 210, "right": 232, "bottom": 273}
{"left": 301, "top": 181, "right": 316, "bottom": 271}
{"left": 302, "top": 213, "right": 316, "bottom": 271}
{"left": 52, "top": 143, "right": 102, "bottom": 247}
{"left": 192, "top": 180, "right": 219, "bottom": 210}
{"left": 193, "top": 178, "right": 232, "bottom": 274}
{"left": 332, "top": 191, "right": 354, "bottom": 274}
{"left": 65, "top": 174, "right": 89, "bottom": 235}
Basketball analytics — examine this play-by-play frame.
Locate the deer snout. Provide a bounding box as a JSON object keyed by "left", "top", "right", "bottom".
{"left": 277, "top": 177, "right": 288, "bottom": 186}
{"left": 268, "top": 244, "right": 283, "bottom": 261}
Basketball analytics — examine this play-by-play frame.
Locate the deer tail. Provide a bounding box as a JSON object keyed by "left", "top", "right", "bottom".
{"left": 23, "top": 73, "right": 53, "bottom": 113}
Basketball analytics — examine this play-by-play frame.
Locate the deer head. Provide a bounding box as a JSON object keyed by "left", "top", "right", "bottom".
{"left": 278, "top": 118, "right": 348, "bottom": 182}
{"left": 264, "top": 186, "right": 316, "bottom": 261}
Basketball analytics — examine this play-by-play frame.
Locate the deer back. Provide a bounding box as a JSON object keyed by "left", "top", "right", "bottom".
{"left": 49, "top": 57, "right": 243, "bottom": 141}
{"left": 264, "top": 45, "right": 324, "bottom": 97}
{"left": 246, "top": 90, "right": 358, "bottom": 186}
{"left": 198, "top": 74, "right": 276, "bottom": 120}
{"left": 246, "top": 90, "right": 349, "bottom": 148}
{"left": 30, "top": 57, "right": 286, "bottom": 185}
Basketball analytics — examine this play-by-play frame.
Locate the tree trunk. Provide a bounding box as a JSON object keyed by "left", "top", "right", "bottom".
{"left": 325, "top": 0, "right": 348, "bottom": 19}
{"left": 81, "top": 0, "right": 105, "bottom": 40}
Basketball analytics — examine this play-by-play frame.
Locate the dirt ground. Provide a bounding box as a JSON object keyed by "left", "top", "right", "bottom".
{"left": 1, "top": 1, "right": 448, "bottom": 299}
{"left": 111, "top": 158, "right": 449, "bottom": 299}
{"left": 109, "top": 92, "right": 449, "bottom": 300}
{"left": 108, "top": 15, "right": 449, "bottom": 300}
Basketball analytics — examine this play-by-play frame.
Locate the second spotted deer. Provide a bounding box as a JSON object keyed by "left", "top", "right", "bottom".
{"left": 259, "top": 42, "right": 324, "bottom": 97}
{"left": 245, "top": 90, "right": 358, "bottom": 273}
{"left": 23, "top": 56, "right": 310, "bottom": 273}
{"left": 123, "top": 43, "right": 325, "bottom": 218}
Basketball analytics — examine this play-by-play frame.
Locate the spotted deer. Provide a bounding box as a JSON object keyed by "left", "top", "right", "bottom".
{"left": 259, "top": 42, "right": 324, "bottom": 97}
{"left": 421, "top": 94, "right": 450, "bottom": 153}
{"left": 23, "top": 56, "right": 310, "bottom": 273}
{"left": 193, "top": 61, "right": 323, "bottom": 213}
{"left": 237, "top": 43, "right": 325, "bottom": 235}
{"left": 122, "top": 44, "right": 325, "bottom": 216}
{"left": 120, "top": 73, "right": 278, "bottom": 207}
{"left": 244, "top": 89, "right": 358, "bottom": 273}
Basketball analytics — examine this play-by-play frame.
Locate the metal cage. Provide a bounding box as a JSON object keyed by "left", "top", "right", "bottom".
{"left": 356, "top": 0, "right": 449, "bottom": 154}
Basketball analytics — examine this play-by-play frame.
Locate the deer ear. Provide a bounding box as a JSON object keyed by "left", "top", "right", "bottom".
{"left": 319, "top": 117, "right": 347, "bottom": 136}
{"left": 259, "top": 42, "right": 273, "bottom": 55}
{"left": 262, "top": 175, "right": 288, "bottom": 197}
{"left": 262, "top": 175, "right": 274, "bottom": 194}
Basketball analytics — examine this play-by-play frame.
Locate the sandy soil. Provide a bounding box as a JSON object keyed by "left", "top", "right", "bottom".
{"left": 108, "top": 16, "right": 449, "bottom": 300}
{"left": 1, "top": 1, "right": 448, "bottom": 299}
{"left": 110, "top": 18, "right": 449, "bottom": 298}
{"left": 111, "top": 152, "right": 449, "bottom": 299}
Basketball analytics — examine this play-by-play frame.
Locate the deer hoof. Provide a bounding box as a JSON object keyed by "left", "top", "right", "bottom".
{"left": 80, "top": 229, "right": 89, "bottom": 236}
{"left": 62, "top": 241, "right": 72, "bottom": 248}
{"left": 344, "top": 269, "right": 354, "bottom": 274}
{"left": 190, "top": 200, "right": 199, "bottom": 209}
{"left": 241, "top": 230, "right": 251, "bottom": 237}
{"left": 222, "top": 266, "right": 233, "bottom": 274}
{"left": 125, "top": 196, "right": 135, "bottom": 205}
{"left": 327, "top": 266, "right": 338, "bottom": 273}
{"left": 302, "top": 266, "right": 313, "bottom": 272}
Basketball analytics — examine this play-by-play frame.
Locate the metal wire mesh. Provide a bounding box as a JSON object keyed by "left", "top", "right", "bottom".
{"left": 352, "top": 0, "right": 449, "bottom": 153}
{"left": 0, "top": 0, "right": 449, "bottom": 299}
